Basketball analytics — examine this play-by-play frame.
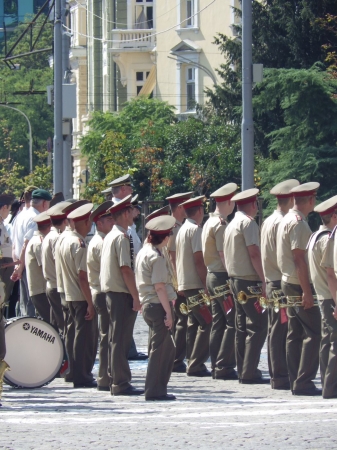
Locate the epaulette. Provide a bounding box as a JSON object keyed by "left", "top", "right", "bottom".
{"left": 78, "top": 238, "right": 86, "bottom": 248}
{"left": 246, "top": 215, "right": 254, "bottom": 221}
{"left": 295, "top": 215, "right": 302, "bottom": 221}
{"left": 330, "top": 225, "right": 337, "bottom": 240}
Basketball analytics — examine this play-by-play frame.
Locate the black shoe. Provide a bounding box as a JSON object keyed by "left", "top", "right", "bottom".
{"left": 172, "top": 364, "right": 186, "bottom": 373}
{"left": 64, "top": 377, "right": 73, "bottom": 383}
{"left": 73, "top": 380, "right": 97, "bottom": 388}
{"left": 240, "top": 378, "right": 270, "bottom": 385}
{"left": 292, "top": 387, "right": 322, "bottom": 396}
{"left": 273, "top": 384, "right": 291, "bottom": 391}
{"left": 97, "top": 385, "right": 110, "bottom": 392}
{"left": 114, "top": 386, "right": 145, "bottom": 396}
{"left": 215, "top": 371, "right": 238, "bottom": 381}
{"left": 128, "top": 352, "right": 148, "bottom": 361}
{"left": 187, "top": 369, "right": 212, "bottom": 377}
{"left": 146, "top": 394, "right": 176, "bottom": 401}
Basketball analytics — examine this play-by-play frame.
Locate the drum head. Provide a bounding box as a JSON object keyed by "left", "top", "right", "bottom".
{"left": 4, "top": 317, "right": 64, "bottom": 388}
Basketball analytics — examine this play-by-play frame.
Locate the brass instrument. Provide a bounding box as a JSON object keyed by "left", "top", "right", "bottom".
{"left": 237, "top": 285, "right": 263, "bottom": 305}
{"left": 179, "top": 282, "right": 232, "bottom": 315}
{"left": 0, "top": 360, "right": 10, "bottom": 405}
{"left": 271, "top": 290, "right": 319, "bottom": 312}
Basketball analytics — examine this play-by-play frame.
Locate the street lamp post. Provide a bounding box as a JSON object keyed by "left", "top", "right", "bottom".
{"left": 0, "top": 104, "right": 33, "bottom": 173}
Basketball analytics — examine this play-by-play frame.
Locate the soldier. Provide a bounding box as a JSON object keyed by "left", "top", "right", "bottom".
{"left": 42, "top": 201, "right": 71, "bottom": 332}
{"left": 109, "top": 174, "right": 146, "bottom": 361}
{"left": 202, "top": 184, "right": 237, "bottom": 380}
{"left": 224, "top": 188, "right": 269, "bottom": 384}
{"left": 0, "top": 194, "right": 15, "bottom": 305}
{"left": 276, "top": 182, "right": 321, "bottom": 396}
{"left": 25, "top": 212, "right": 51, "bottom": 322}
{"left": 136, "top": 215, "right": 177, "bottom": 401}
{"left": 176, "top": 195, "right": 211, "bottom": 377}
{"left": 100, "top": 195, "right": 144, "bottom": 396}
{"left": 310, "top": 196, "right": 337, "bottom": 398}
{"left": 59, "top": 203, "right": 97, "bottom": 388}
{"left": 130, "top": 195, "right": 142, "bottom": 255}
{"left": 87, "top": 201, "right": 114, "bottom": 392}
{"left": 54, "top": 199, "right": 89, "bottom": 382}
{"left": 260, "top": 179, "right": 299, "bottom": 390}
{"left": 166, "top": 192, "right": 193, "bottom": 373}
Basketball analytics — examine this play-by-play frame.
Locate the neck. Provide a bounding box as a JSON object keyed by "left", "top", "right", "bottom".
{"left": 115, "top": 218, "right": 128, "bottom": 231}
{"left": 215, "top": 205, "right": 228, "bottom": 218}
{"left": 293, "top": 203, "right": 310, "bottom": 217}
{"left": 172, "top": 211, "right": 184, "bottom": 223}
{"left": 74, "top": 225, "right": 86, "bottom": 237}
{"left": 277, "top": 205, "right": 290, "bottom": 214}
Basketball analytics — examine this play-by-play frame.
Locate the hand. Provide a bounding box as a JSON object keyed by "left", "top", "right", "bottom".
{"left": 333, "top": 305, "right": 337, "bottom": 320}
{"left": 177, "top": 290, "right": 185, "bottom": 297}
{"left": 262, "top": 282, "right": 267, "bottom": 299}
{"left": 11, "top": 265, "right": 23, "bottom": 281}
{"left": 302, "top": 292, "right": 314, "bottom": 310}
{"left": 204, "top": 287, "right": 210, "bottom": 297}
{"left": 164, "top": 313, "right": 173, "bottom": 330}
{"left": 85, "top": 303, "right": 95, "bottom": 320}
{"left": 132, "top": 297, "right": 141, "bottom": 312}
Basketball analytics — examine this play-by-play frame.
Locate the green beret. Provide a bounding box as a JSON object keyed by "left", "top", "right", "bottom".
{"left": 32, "top": 189, "right": 52, "bottom": 201}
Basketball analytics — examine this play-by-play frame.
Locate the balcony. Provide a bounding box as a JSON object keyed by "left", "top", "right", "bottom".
{"left": 109, "top": 29, "right": 156, "bottom": 52}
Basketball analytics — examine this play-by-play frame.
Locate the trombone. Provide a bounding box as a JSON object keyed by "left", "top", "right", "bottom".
{"left": 179, "top": 282, "right": 232, "bottom": 315}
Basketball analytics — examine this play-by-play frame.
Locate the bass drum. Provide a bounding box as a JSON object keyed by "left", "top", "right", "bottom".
{"left": 4, "top": 316, "right": 64, "bottom": 388}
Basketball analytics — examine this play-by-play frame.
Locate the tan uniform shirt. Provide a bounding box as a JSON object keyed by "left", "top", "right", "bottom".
{"left": 42, "top": 227, "right": 59, "bottom": 290}
{"left": 261, "top": 210, "right": 284, "bottom": 282}
{"left": 135, "top": 243, "right": 177, "bottom": 305}
{"left": 308, "top": 225, "right": 331, "bottom": 300}
{"left": 100, "top": 224, "right": 132, "bottom": 293}
{"left": 202, "top": 212, "right": 227, "bottom": 273}
{"left": 55, "top": 226, "right": 72, "bottom": 293}
{"left": 276, "top": 209, "right": 312, "bottom": 285}
{"left": 322, "top": 229, "right": 335, "bottom": 273}
{"left": 176, "top": 218, "right": 204, "bottom": 291}
{"left": 87, "top": 231, "right": 105, "bottom": 294}
{"left": 224, "top": 211, "right": 260, "bottom": 280}
{"left": 25, "top": 230, "right": 46, "bottom": 296}
{"left": 59, "top": 230, "right": 88, "bottom": 302}
{"left": 167, "top": 220, "right": 182, "bottom": 252}
{"left": 0, "top": 216, "right": 12, "bottom": 258}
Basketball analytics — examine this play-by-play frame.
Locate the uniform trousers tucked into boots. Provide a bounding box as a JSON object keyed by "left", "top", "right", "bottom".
{"left": 61, "top": 293, "right": 75, "bottom": 381}
{"left": 266, "top": 280, "right": 289, "bottom": 389}
{"left": 207, "top": 271, "right": 236, "bottom": 379}
{"left": 106, "top": 292, "right": 137, "bottom": 394}
{"left": 31, "top": 293, "right": 51, "bottom": 324}
{"left": 143, "top": 302, "right": 175, "bottom": 399}
{"left": 281, "top": 281, "right": 321, "bottom": 393}
{"left": 172, "top": 294, "right": 188, "bottom": 369}
{"left": 46, "top": 287, "right": 64, "bottom": 333}
{"left": 183, "top": 289, "right": 211, "bottom": 374}
{"left": 231, "top": 278, "right": 268, "bottom": 381}
{"left": 93, "top": 292, "right": 110, "bottom": 388}
{"left": 319, "top": 298, "right": 337, "bottom": 399}
{"left": 68, "top": 300, "right": 97, "bottom": 385}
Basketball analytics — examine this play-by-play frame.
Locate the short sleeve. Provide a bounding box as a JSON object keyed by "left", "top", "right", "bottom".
{"left": 167, "top": 227, "right": 178, "bottom": 252}
{"left": 289, "top": 222, "right": 310, "bottom": 251}
{"left": 72, "top": 243, "right": 88, "bottom": 273}
{"left": 191, "top": 227, "right": 203, "bottom": 253}
{"left": 242, "top": 220, "right": 260, "bottom": 247}
{"left": 117, "top": 235, "right": 132, "bottom": 268}
{"left": 24, "top": 220, "right": 37, "bottom": 242}
{"left": 151, "top": 256, "right": 168, "bottom": 284}
{"left": 321, "top": 237, "right": 334, "bottom": 269}
{"left": 215, "top": 224, "right": 226, "bottom": 252}
{"left": 35, "top": 241, "right": 43, "bottom": 267}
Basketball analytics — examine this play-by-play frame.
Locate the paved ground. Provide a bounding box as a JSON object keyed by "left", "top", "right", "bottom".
{"left": 1, "top": 315, "right": 336, "bottom": 449}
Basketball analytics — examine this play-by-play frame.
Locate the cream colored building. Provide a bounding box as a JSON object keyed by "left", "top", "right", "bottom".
{"left": 69, "top": 0, "right": 239, "bottom": 196}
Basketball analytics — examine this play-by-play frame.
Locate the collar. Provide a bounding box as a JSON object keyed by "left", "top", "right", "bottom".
{"left": 175, "top": 220, "right": 183, "bottom": 226}
{"left": 235, "top": 210, "right": 254, "bottom": 220}
{"left": 210, "top": 211, "right": 226, "bottom": 220}
{"left": 96, "top": 230, "right": 106, "bottom": 238}
{"left": 114, "top": 224, "right": 128, "bottom": 234}
{"left": 72, "top": 230, "right": 86, "bottom": 240}
{"left": 33, "top": 230, "right": 44, "bottom": 237}
{"left": 30, "top": 206, "right": 39, "bottom": 214}
{"left": 319, "top": 224, "right": 332, "bottom": 232}
{"left": 290, "top": 208, "right": 306, "bottom": 220}
{"left": 186, "top": 218, "right": 197, "bottom": 225}
{"left": 274, "top": 209, "right": 285, "bottom": 217}
{"left": 113, "top": 197, "right": 122, "bottom": 203}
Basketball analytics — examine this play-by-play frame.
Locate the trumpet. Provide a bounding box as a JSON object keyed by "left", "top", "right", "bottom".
{"left": 271, "top": 290, "right": 319, "bottom": 312}
{"left": 179, "top": 282, "right": 232, "bottom": 315}
{"left": 237, "top": 285, "right": 263, "bottom": 305}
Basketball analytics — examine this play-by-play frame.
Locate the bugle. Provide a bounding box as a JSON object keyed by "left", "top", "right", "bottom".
{"left": 271, "top": 290, "right": 319, "bottom": 312}
{"left": 179, "top": 282, "right": 232, "bottom": 315}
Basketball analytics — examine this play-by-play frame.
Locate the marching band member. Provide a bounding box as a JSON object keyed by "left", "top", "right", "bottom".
{"left": 42, "top": 201, "right": 71, "bottom": 333}
{"left": 260, "top": 179, "right": 299, "bottom": 390}
{"left": 59, "top": 203, "right": 97, "bottom": 389}
{"left": 166, "top": 192, "right": 193, "bottom": 373}
{"left": 276, "top": 182, "right": 321, "bottom": 396}
{"left": 202, "top": 184, "right": 237, "bottom": 380}
{"left": 176, "top": 196, "right": 212, "bottom": 377}
{"left": 25, "top": 212, "right": 51, "bottom": 322}
{"left": 309, "top": 196, "right": 337, "bottom": 398}
{"left": 100, "top": 195, "right": 144, "bottom": 396}
{"left": 136, "top": 215, "right": 177, "bottom": 401}
{"left": 87, "top": 201, "right": 113, "bottom": 392}
{"left": 224, "top": 188, "right": 269, "bottom": 384}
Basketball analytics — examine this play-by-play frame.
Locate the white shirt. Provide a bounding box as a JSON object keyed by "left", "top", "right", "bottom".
{"left": 12, "top": 206, "right": 38, "bottom": 259}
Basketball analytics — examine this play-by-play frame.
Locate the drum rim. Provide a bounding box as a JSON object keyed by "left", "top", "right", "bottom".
{"left": 4, "top": 315, "right": 64, "bottom": 389}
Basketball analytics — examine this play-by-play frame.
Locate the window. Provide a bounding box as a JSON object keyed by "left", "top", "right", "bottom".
{"left": 136, "top": 71, "right": 150, "bottom": 95}
{"left": 135, "top": 0, "right": 154, "bottom": 29}
{"left": 186, "top": 0, "right": 194, "bottom": 27}
{"left": 4, "top": 0, "right": 18, "bottom": 26}
{"left": 186, "top": 67, "right": 196, "bottom": 111}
